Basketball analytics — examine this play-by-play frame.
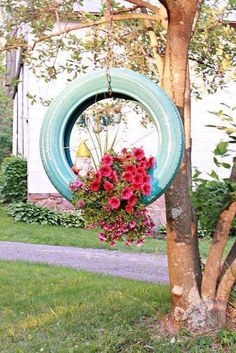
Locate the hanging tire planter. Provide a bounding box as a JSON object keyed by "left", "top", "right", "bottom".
{"left": 40, "top": 68, "right": 184, "bottom": 204}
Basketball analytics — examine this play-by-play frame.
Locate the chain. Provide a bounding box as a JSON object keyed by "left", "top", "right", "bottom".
{"left": 105, "top": 0, "right": 113, "bottom": 97}
{"left": 93, "top": 27, "right": 98, "bottom": 69}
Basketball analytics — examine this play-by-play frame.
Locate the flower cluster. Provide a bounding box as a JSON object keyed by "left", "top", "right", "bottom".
{"left": 70, "top": 147, "right": 155, "bottom": 246}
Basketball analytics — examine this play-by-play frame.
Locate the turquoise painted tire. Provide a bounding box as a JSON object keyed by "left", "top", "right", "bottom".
{"left": 40, "top": 68, "right": 184, "bottom": 204}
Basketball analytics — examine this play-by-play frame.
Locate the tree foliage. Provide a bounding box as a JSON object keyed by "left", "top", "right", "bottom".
{"left": 0, "top": 55, "right": 12, "bottom": 163}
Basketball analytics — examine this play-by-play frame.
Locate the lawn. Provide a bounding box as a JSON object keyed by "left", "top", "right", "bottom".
{"left": 0, "top": 205, "right": 234, "bottom": 258}
{"left": 0, "top": 261, "right": 235, "bottom": 353}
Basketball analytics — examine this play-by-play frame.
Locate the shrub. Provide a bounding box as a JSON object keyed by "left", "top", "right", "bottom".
{"left": 0, "top": 156, "right": 27, "bottom": 203}
{"left": 7, "top": 202, "right": 85, "bottom": 228}
{"left": 191, "top": 179, "right": 236, "bottom": 237}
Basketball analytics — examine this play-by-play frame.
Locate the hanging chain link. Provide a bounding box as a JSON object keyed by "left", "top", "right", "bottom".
{"left": 105, "top": 0, "right": 113, "bottom": 96}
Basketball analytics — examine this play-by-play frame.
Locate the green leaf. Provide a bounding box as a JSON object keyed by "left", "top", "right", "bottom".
{"left": 214, "top": 141, "right": 229, "bottom": 156}
{"left": 213, "top": 157, "right": 221, "bottom": 167}
{"left": 221, "top": 162, "right": 231, "bottom": 169}
{"left": 209, "top": 170, "right": 219, "bottom": 180}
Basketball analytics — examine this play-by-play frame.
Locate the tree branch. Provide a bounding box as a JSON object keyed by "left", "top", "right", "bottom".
{"left": 113, "top": 6, "right": 140, "bottom": 14}
{"left": 141, "top": 8, "right": 165, "bottom": 79}
{"left": 0, "top": 13, "right": 163, "bottom": 53}
{"left": 216, "top": 258, "right": 236, "bottom": 303}
{"left": 201, "top": 158, "right": 236, "bottom": 300}
{"left": 126, "top": 0, "right": 161, "bottom": 14}
{"left": 219, "top": 239, "right": 236, "bottom": 283}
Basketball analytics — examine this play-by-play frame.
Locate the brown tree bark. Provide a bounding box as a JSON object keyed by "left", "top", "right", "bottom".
{"left": 160, "top": 0, "right": 203, "bottom": 331}
{"left": 201, "top": 201, "right": 236, "bottom": 300}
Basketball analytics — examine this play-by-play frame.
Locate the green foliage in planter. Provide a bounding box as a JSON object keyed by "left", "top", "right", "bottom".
{"left": 191, "top": 178, "right": 236, "bottom": 237}
{"left": 7, "top": 202, "right": 85, "bottom": 228}
{"left": 0, "top": 156, "right": 27, "bottom": 203}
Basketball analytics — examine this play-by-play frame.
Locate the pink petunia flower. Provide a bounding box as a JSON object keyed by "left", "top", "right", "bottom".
{"left": 132, "top": 183, "right": 142, "bottom": 191}
{"left": 147, "top": 156, "right": 155, "bottom": 168}
{"left": 139, "top": 160, "right": 148, "bottom": 169}
{"left": 90, "top": 180, "right": 100, "bottom": 192}
{"left": 99, "top": 233, "right": 107, "bottom": 242}
{"left": 70, "top": 179, "right": 84, "bottom": 191}
{"left": 125, "top": 204, "right": 134, "bottom": 214}
{"left": 121, "top": 187, "right": 133, "bottom": 200}
{"left": 142, "top": 183, "right": 151, "bottom": 195}
{"left": 103, "top": 181, "right": 114, "bottom": 193}
{"left": 77, "top": 200, "right": 85, "bottom": 208}
{"left": 99, "top": 165, "right": 112, "bottom": 177}
{"left": 125, "top": 240, "right": 132, "bottom": 246}
{"left": 136, "top": 166, "right": 146, "bottom": 174}
{"left": 102, "top": 154, "right": 113, "bottom": 166}
{"left": 108, "top": 196, "right": 121, "bottom": 209}
{"left": 124, "top": 164, "right": 136, "bottom": 174}
{"left": 133, "top": 147, "right": 145, "bottom": 161}
{"left": 136, "top": 239, "right": 144, "bottom": 247}
{"left": 94, "top": 171, "right": 102, "bottom": 181}
{"left": 143, "top": 174, "right": 151, "bottom": 183}
{"left": 133, "top": 172, "right": 144, "bottom": 185}
{"left": 121, "top": 172, "right": 133, "bottom": 183}
{"left": 111, "top": 170, "right": 118, "bottom": 183}
{"left": 128, "top": 194, "right": 137, "bottom": 206}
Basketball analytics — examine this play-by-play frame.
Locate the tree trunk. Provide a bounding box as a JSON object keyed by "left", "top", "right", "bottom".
{"left": 159, "top": 1, "right": 219, "bottom": 333}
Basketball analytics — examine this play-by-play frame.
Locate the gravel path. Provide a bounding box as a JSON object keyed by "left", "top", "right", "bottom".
{"left": 0, "top": 241, "right": 169, "bottom": 283}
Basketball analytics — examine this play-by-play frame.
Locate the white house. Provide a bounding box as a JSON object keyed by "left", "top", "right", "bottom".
{"left": 9, "top": 2, "right": 235, "bottom": 224}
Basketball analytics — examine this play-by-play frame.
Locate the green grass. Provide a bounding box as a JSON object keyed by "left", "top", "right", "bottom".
{"left": 0, "top": 205, "right": 234, "bottom": 258}
{"left": 0, "top": 261, "right": 235, "bottom": 353}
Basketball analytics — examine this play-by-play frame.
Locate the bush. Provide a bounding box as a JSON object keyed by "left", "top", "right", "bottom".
{"left": 7, "top": 202, "right": 85, "bottom": 228}
{"left": 191, "top": 179, "right": 236, "bottom": 237}
{"left": 0, "top": 156, "right": 27, "bottom": 203}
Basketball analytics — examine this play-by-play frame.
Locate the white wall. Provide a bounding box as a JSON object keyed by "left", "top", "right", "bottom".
{"left": 191, "top": 82, "right": 235, "bottom": 179}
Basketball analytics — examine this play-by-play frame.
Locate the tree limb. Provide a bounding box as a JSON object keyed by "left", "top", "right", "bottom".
{"left": 141, "top": 8, "right": 165, "bottom": 79}
{"left": 0, "top": 13, "right": 162, "bottom": 53}
{"left": 219, "top": 239, "right": 236, "bottom": 283}
{"left": 126, "top": 0, "right": 161, "bottom": 14}
{"left": 216, "top": 258, "right": 236, "bottom": 303}
{"left": 201, "top": 158, "right": 236, "bottom": 300}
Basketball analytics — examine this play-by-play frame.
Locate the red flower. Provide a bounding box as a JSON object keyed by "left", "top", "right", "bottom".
{"left": 124, "top": 164, "right": 136, "bottom": 174}
{"left": 132, "top": 183, "right": 142, "bottom": 191}
{"left": 136, "top": 167, "right": 146, "bottom": 174}
{"left": 90, "top": 180, "right": 100, "bottom": 192}
{"left": 102, "top": 154, "right": 113, "bottom": 166}
{"left": 103, "top": 181, "right": 114, "bottom": 193}
{"left": 133, "top": 172, "right": 144, "bottom": 185}
{"left": 143, "top": 174, "right": 151, "bottom": 183}
{"left": 121, "top": 187, "right": 133, "bottom": 200}
{"left": 121, "top": 148, "right": 127, "bottom": 154}
{"left": 94, "top": 171, "right": 102, "bottom": 181}
{"left": 121, "top": 172, "right": 133, "bottom": 182}
{"left": 139, "top": 160, "right": 147, "bottom": 169}
{"left": 108, "top": 196, "right": 121, "bottom": 209}
{"left": 99, "top": 165, "right": 112, "bottom": 177}
{"left": 128, "top": 194, "right": 137, "bottom": 206}
{"left": 111, "top": 170, "right": 118, "bottom": 183}
{"left": 142, "top": 183, "right": 151, "bottom": 195}
{"left": 125, "top": 204, "right": 134, "bottom": 214}
{"left": 147, "top": 156, "right": 155, "bottom": 168}
{"left": 133, "top": 147, "right": 145, "bottom": 161}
